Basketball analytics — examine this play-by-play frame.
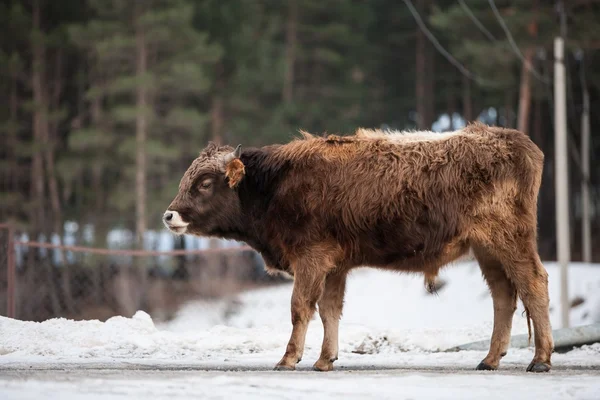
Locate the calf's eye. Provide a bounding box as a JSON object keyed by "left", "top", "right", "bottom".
{"left": 199, "top": 180, "right": 212, "bottom": 190}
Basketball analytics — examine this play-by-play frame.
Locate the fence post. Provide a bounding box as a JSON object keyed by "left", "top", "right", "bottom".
{"left": 7, "top": 224, "right": 15, "bottom": 318}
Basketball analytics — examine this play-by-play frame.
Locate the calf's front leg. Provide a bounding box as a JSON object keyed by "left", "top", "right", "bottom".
{"left": 313, "top": 270, "right": 347, "bottom": 372}
{"left": 274, "top": 262, "right": 329, "bottom": 371}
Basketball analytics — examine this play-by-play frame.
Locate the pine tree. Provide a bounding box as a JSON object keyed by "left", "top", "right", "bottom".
{"left": 223, "top": 0, "right": 376, "bottom": 144}
{"left": 69, "top": 0, "right": 221, "bottom": 244}
{"left": 429, "top": 0, "right": 557, "bottom": 128}
{"left": 1, "top": 0, "right": 599, "bottom": 260}
{"left": 0, "top": 2, "right": 29, "bottom": 227}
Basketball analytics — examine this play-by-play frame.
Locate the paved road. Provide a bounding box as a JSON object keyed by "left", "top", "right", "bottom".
{"left": 2, "top": 366, "right": 600, "bottom": 400}
{"left": 2, "top": 362, "right": 600, "bottom": 400}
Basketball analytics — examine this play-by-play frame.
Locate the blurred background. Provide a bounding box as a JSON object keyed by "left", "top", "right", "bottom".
{"left": 0, "top": 0, "right": 599, "bottom": 323}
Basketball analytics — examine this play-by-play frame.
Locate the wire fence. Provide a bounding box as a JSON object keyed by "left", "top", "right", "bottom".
{"left": 0, "top": 223, "right": 285, "bottom": 322}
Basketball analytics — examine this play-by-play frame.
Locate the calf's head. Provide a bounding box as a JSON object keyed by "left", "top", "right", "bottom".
{"left": 163, "top": 142, "right": 245, "bottom": 236}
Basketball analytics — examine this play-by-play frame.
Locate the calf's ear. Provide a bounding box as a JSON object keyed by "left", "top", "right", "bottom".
{"left": 225, "top": 145, "right": 245, "bottom": 188}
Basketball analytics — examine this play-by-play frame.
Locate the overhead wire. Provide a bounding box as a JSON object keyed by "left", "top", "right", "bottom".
{"left": 402, "top": 0, "right": 498, "bottom": 87}
{"left": 457, "top": 0, "right": 497, "bottom": 42}
{"left": 487, "top": 0, "right": 550, "bottom": 85}
{"left": 405, "top": 0, "right": 590, "bottom": 186}
{"left": 457, "top": 0, "right": 592, "bottom": 187}
{"left": 485, "top": 0, "right": 589, "bottom": 175}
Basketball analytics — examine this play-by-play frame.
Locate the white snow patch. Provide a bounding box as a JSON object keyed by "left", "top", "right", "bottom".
{"left": 0, "top": 262, "right": 599, "bottom": 369}
{"left": 161, "top": 261, "right": 600, "bottom": 354}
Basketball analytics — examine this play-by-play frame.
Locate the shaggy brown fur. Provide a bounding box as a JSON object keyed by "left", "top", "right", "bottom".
{"left": 165, "top": 122, "right": 553, "bottom": 373}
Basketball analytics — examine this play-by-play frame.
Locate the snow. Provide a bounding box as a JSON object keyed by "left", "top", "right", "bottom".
{"left": 1, "top": 261, "right": 599, "bottom": 399}
{"left": 160, "top": 261, "right": 600, "bottom": 356}
{"left": 1, "top": 261, "right": 599, "bottom": 366}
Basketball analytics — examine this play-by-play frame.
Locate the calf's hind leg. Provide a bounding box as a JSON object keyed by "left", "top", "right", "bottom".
{"left": 473, "top": 246, "right": 517, "bottom": 371}
{"left": 483, "top": 239, "right": 554, "bottom": 372}
{"left": 510, "top": 253, "right": 553, "bottom": 372}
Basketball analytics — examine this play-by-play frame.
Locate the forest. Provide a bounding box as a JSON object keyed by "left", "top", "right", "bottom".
{"left": 1, "top": 0, "right": 599, "bottom": 261}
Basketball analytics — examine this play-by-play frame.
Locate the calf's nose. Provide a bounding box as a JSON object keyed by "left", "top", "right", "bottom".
{"left": 164, "top": 211, "right": 173, "bottom": 222}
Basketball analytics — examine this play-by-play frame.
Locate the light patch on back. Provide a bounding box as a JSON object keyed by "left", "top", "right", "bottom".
{"left": 355, "top": 128, "right": 460, "bottom": 143}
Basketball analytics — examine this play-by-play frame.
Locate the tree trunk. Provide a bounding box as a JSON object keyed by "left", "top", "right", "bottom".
{"left": 90, "top": 70, "right": 103, "bottom": 127}
{"left": 90, "top": 70, "right": 106, "bottom": 220}
{"left": 462, "top": 74, "right": 472, "bottom": 122}
{"left": 504, "top": 91, "right": 513, "bottom": 128}
{"left": 424, "top": 27, "right": 435, "bottom": 128}
{"left": 8, "top": 67, "right": 18, "bottom": 198}
{"left": 517, "top": 0, "right": 538, "bottom": 134}
{"left": 46, "top": 50, "right": 64, "bottom": 240}
{"left": 211, "top": 93, "right": 223, "bottom": 144}
{"left": 446, "top": 79, "right": 456, "bottom": 131}
{"left": 532, "top": 93, "right": 544, "bottom": 149}
{"left": 135, "top": 10, "right": 148, "bottom": 248}
{"left": 211, "top": 63, "right": 224, "bottom": 144}
{"left": 133, "top": 5, "right": 150, "bottom": 316}
{"left": 93, "top": 164, "right": 110, "bottom": 306}
{"left": 47, "top": 49, "right": 75, "bottom": 313}
{"left": 1, "top": 67, "right": 19, "bottom": 223}
{"left": 283, "top": 0, "right": 298, "bottom": 104}
{"left": 517, "top": 48, "right": 534, "bottom": 133}
{"left": 415, "top": 0, "right": 427, "bottom": 129}
{"left": 532, "top": 93, "right": 549, "bottom": 253}
{"left": 31, "top": 0, "right": 47, "bottom": 233}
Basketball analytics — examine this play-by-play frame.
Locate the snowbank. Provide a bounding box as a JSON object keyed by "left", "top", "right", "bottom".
{"left": 1, "top": 261, "right": 599, "bottom": 368}
{"left": 161, "top": 261, "right": 600, "bottom": 348}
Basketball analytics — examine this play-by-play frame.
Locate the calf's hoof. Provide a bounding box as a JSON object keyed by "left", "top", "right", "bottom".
{"left": 313, "top": 359, "right": 335, "bottom": 372}
{"left": 273, "top": 364, "right": 295, "bottom": 371}
{"left": 526, "top": 362, "right": 551, "bottom": 373}
{"left": 476, "top": 361, "right": 497, "bottom": 371}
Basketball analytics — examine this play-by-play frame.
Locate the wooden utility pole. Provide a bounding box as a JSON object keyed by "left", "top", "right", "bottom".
{"left": 554, "top": 1, "right": 570, "bottom": 329}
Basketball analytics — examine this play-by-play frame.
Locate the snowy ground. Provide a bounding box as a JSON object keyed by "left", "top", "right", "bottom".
{"left": 1, "top": 261, "right": 600, "bottom": 399}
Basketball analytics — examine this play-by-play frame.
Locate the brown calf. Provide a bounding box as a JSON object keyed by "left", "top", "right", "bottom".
{"left": 164, "top": 122, "right": 553, "bottom": 372}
